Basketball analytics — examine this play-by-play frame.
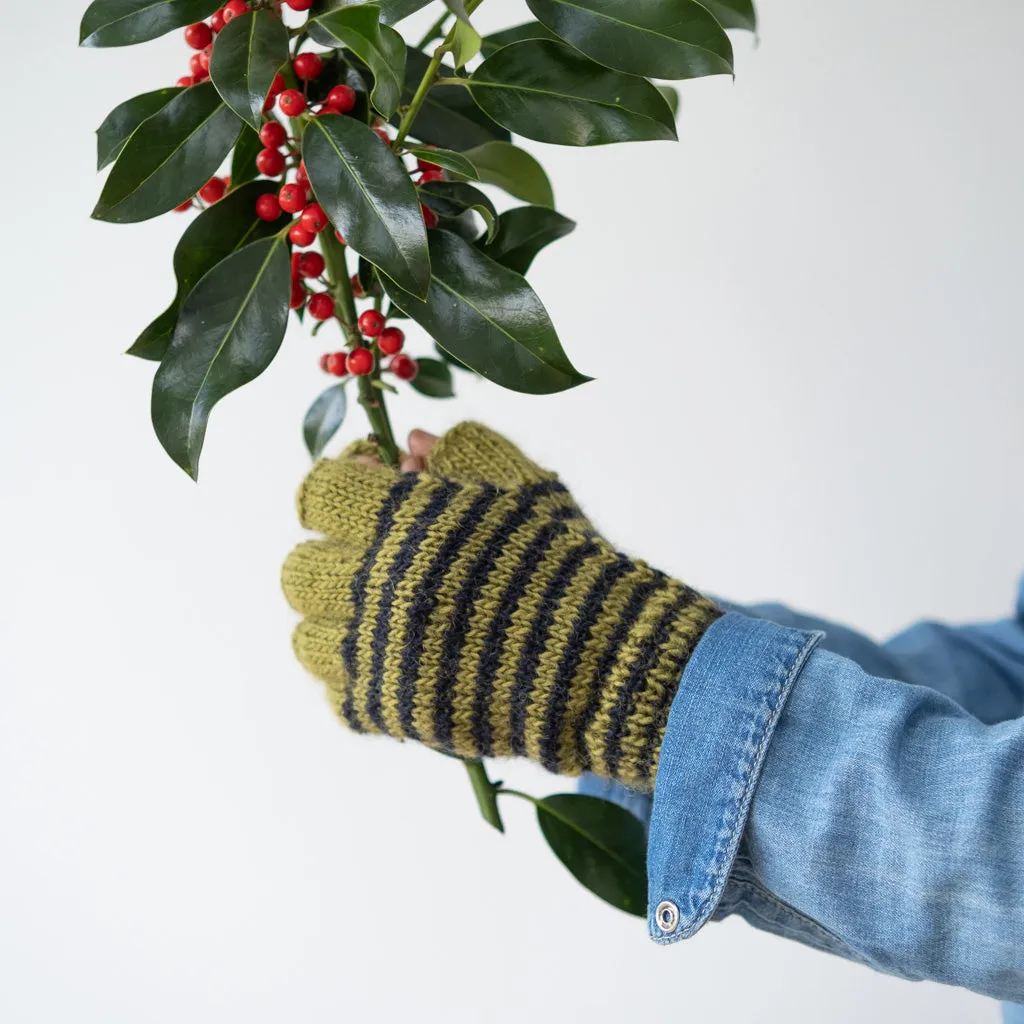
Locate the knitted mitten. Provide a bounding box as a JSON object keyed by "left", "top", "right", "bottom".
{"left": 283, "top": 424, "right": 719, "bottom": 791}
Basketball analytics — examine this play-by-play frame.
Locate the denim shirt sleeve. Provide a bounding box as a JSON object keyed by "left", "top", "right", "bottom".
{"left": 641, "top": 582, "right": 1024, "bottom": 1003}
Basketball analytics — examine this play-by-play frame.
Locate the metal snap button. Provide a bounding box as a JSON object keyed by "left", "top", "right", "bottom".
{"left": 655, "top": 900, "right": 680, "bottom": 934}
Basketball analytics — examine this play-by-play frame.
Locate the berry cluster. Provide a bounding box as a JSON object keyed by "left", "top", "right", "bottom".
{"left": 320, "top": 313, "right": 418, "bottom": 382}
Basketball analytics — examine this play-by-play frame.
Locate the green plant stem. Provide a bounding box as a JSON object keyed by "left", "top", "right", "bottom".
{"left": 498, "top": 788, "right": 539, "bottom": 805}
{"left": 393, "top": 0, "right": 484, "bottom": 149}
{"left": 415, "top": 11, "right": 451, "bottom": 49}
{"left": 466, "top": 760, "right": 505, "bottom": 830}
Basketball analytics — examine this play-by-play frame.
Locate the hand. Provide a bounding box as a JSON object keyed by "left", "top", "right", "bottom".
{"left": 283, "top": 423, "right": 719, "bottom": 790}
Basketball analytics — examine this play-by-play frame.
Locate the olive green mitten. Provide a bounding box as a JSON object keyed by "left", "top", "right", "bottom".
{"left": 283, "top": 423, "right": 719, "bottom": 792}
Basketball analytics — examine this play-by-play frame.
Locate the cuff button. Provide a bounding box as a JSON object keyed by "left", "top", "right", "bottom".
{"left": 655, "top": 900, "right": 680, "bottom": 934}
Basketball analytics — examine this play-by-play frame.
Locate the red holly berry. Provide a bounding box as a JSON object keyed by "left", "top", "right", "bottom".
{"left": 210, "top": 9, "right": 225, "bottom": 33}
{"left": 289, "top": 223, "right": 315, "bottom": 246}
{"left": 260, "top": 120, "right": 287, "bottom": 149}
{"left": 326, "top": 84, "right": 356, "bottom": 113}
{"left": 293, "top": 52, "right": 323, "bottom": 80}
{"left": 358, "top": 309, "right": 386, "bottom": 338}
{"left": 285, "top": 0, "right": 315, "bottom": 9}
{"left": 334, "top": 228, "right": 346, "bottom": 246}
{"left": 378, "top": 326, "right": 405, "bottom": 355}
{"left": 198, "top": 177, "right": 227, "bottom": 203}
{"left": 255, "top": 193, "right": 281, "bottom": 221}
{"left": 390, "top": 354, "right": 418, "bottom": 381}
{"left": 189, "top": 54, "right": 210, "bottom": 81}
{"left": 197, "top": 47, "right": 212, "bottom": 72}
{"left": 373, "top": 127, "right": 390, "bottom": 145}
{"left": 268, "top": 73, "right": 286, "bottom": 99}
{"left": 417, "top": 156, "right": 440, "bottom": 172}
{"left": 176, "top": 75, "right": 195, "bottom": 88}
{"left": 418, "top": 168, "right": 445, "bottom": 185}
{"left": 307, "top": 293, "right": 335, "bottom": 321}
{"left": 255, "top": 148, "right": 286, "bottom": 177}
{"left": 278, "top": 89, "right": 306, "bottom": 117}
{"left": 421, "top": 204, "right": 439, "bottom": 229}
{"left": 325, "top": 351, "right": 348, "bottom": 376}
{"left": 350, "top": 274, "right": 364, "bottom": 298}
{"left": 222, "top": 0, "right": 248, "bottom": 22}
{"left": 185, "top": 22, "right": 213, "bottom": 49}
{"left": 298, "top": 252, "right": 325, "bottom": 278}
{"left": 174, "top": 200, "right": 193, "bottom": 213}
{"left": 347, "top": 347, "right": 374, "bottom": 376}
{"left": 278, "top": 183, "right": 306, "bottom": 214}
{"left": 300, "top": 203, "right": 328, "bottom": 233}
{"left": 290, "top": 281, "right": 306, "bottom": 310}
{"left": 296, "top": 162, "right": 309, "bottom": 185}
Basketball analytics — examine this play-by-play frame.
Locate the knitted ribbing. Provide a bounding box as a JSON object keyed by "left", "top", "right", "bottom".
{"left": 285, "top": 425, "right": 719, "bottom": 791}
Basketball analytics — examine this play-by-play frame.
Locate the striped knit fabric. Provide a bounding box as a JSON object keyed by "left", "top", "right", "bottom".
{"left": 284, "top": 424, "right": 720, "bottom": 792}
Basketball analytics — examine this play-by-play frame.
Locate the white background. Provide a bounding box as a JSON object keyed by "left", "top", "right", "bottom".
{"left": 2, "top": 0, "right": 1022, "bottom": 1020}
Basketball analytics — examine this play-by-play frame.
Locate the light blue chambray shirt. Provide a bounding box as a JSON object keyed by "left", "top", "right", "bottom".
{"left": 580, "top": 578, "right": 1024, "bottom": 1022}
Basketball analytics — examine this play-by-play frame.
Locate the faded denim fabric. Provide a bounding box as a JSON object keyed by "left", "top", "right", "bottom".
{"left": 581, "top": 579, "right": 1024, "bottom": 1017}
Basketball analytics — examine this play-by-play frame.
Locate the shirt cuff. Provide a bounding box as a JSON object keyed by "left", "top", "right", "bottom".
{"left": 647, "top": 611, "right": 821, "bottom": 944}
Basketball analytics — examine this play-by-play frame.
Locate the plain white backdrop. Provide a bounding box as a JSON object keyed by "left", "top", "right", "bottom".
{"left": 2, "top": 1, "right": 1022, "bottom": 1020}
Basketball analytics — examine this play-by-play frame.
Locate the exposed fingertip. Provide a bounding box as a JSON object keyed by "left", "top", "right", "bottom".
{"left": 400, "top": 455, "right": 424, "bottom": 473}
{"left": 408, "top": 429, "right": 438, "bottom": 458}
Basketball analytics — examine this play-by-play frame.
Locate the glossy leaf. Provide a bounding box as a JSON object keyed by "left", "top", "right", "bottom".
{"left": 434, "top": 341, "right": 472, "bottom": 372}
{"left": 701, "top": 0, "right": 757, "bottom": 32}
{"left": 395, "top": 46, "right": 510, "bottom": 151}
{"left": 657, "top": 84, "right": 680, "bottom": 119}
{"left": 92, "top": 82, "right": 242, "bottom": 223}
{"left": 419, "top": 181, "right": 497, "bottom": 241}
{"left": 476, "top": 206, "right": 575, "bottom": 275}
{"left": 451, "top": 18, "right": 482, "bottom": 68}
{"left": 308, "top": 5, "right": 406, "bottom": 118}
{"left": 303, "top": 383, "right": 349, "bottom": 458}
{"left": 230, "top": 125, "right": 263, "bottom": 187}
{"left": 303, "top": 114, "right": 430, "bottom": 296}
{"left": 406, "top": 146, "right": 479, "bottom": 180}
{"left": 209, "top": 9, "right": 289, "bottom": 130}
{"left": 96, "top": 87, "right": 181, "bottom": 170}
{"left": 480, "top": 20, "right": 558, "bottom": 58}
{"left": 80, "top": 0, "right": 220, "bottom": 47}
{"left": 525, "top": 0, "right": 733, "bottom": 80}
{"left": 536, "top": 794, "right": 647, "bottom": 917}
{"left": 152, "top": 236, "right": 291, "bottom": 479}
{"left": 382, "top": 230, "right": 589, "bottom": 395}
{"left": 459, "top": 140, "right": 553, "bottom": 206}
{"left": 468, "top": 41, "right": 677, "bottom": 147}
{"left": 129, "top": 181, "right": 289, "bottom": 361}
{"left": 408, "top": 358, "right": 455, "bottom": 398}
{"left": 311, "top": 0, "right": 432, "bottom": 25}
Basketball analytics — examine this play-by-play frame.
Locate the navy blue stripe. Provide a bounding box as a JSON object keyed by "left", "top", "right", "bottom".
{"left": 340, "top": 474, "right": 419, "bottom": 728}
{"left": 573, "top": 573, "right": 668, "bottom": 772}
{"left": 469, "top": 519, "right": 567, "bottom": 756}
{"left": 538, "top": 554, "right": 633, "bottom": 773}
{"left": 365, "top": 480, "right": 463, "bottom": 732}
{"left": 508, "top": 540, "right": 599, "bottom": 756}
{"left": 431, "top": 480, "right": 566, "bottom": 751}
{"left": 396, "top": 485, "right": 501, "bottom": 740}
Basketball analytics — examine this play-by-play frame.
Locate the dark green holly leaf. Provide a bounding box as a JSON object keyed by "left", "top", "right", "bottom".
{"left": 303, "top": 383, "right": 349, "bottom": 458}
{"left": 303, "top": 114, "right": 430, "bottom": 296}
{"left": 308, "top": 5, "right": 406, "bottom": 118}
{"left": 459, "top": 140, "right": 553, "bottom": 206}
{"left": 536, "top": 794, "right": 647, "bottom": 917}
{"left": 394, "top": 46, "right": 509, "bottom": 151}
{"left": 230, "top": 124, "right": 263, "bottom": 187}
{"left": 468, "top": 40, "right": 676, "bottom": 146}
{"left": 657, "top": 85, "right": 680, "bottom": 119}
{"left": 152, "top": 236, "right": 291, "bottom": 479}
{"left": 480, "top": 20, "right": 558, "bottom": 58}
{"left": 434, "top": 341, "right": 472, "bottom": 371}
{"left": 92, "top": 82, "right": 242, "bottom": 223}
{"left": 419, "top": 181, "right": 497, "bottom": 241}
{"left": 357, "top": 256, "right": 383, "bottom": 298}
{"left": 311, "top": 0, "right": 431, "bottom": 25}
{"left": 409, "top": 357, "right": 455, "bottom": 398}
{"left": 129, "top": 181, "right": 289, "bottom": 361}
{"left": 406, "top": 146, "right": 479, "bottom": 180}
{"left": 476, "top": 206, "right": 575, "bottom": 275}
{"left": 209, "top": 9, "right": 289, "bottom": 130}
{"left": 702, "top": 0, "right": 757, "bottom": 32}
{"left": 80, "top": 0, "right": 220, "bottom": 47}
{"left": 96, "top": 87, "right": 181, "bottom": 170}
{"left": 525, "top": 0, "right": 732, "bottom": 80}
{"left": 382, "top": 230, "right": 589, "bottom": 395}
